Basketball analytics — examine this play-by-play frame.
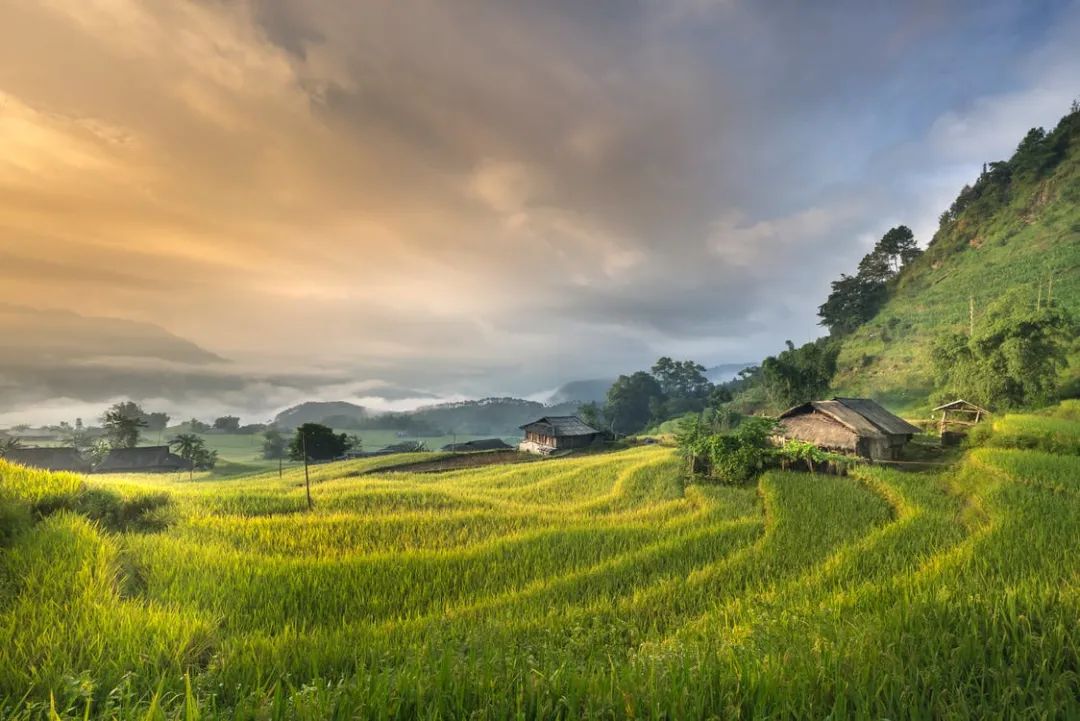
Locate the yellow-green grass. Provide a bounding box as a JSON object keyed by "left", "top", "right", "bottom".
{"left": 2, "top": 412, "right": 1079, "bottom": 719}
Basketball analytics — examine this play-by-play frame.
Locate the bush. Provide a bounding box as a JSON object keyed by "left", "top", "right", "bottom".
{"left": 677, "top": 416, "right": 779, "bottom": 484}
{"left": 964, "top": 422, "right": 995, "bottom": 448}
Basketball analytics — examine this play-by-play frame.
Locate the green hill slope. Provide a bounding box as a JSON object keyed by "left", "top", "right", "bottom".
{"left": 833, "top": 107, "right": 1080, "bottom": 411}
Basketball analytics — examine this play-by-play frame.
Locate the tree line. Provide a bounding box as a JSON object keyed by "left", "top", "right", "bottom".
{"left": 261, "top": 423, "right": 362, "bottom": 463}
{"left": 578, "top": 357, "right": 734, "bottom": 436}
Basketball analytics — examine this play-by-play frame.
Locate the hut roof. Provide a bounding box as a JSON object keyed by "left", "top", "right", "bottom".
{"left": 779, "top": 398, "right": 920, "bottom": 438}
{"left": 441, "top": 438, "right": 514, "bottom": 452}
{"left": 5, "top": 447, "right": 89, "bottom": 472}
{"left": 519, "top": 416, "right": 598, "bottom": 437}
{"left": 776, "top": 411, "right": 859, "bottom": 451}
{"left": 832, "top": 398, "right": 922, "bottom": 436}
{"left": 95, "top": 446, "right": 191, "bottom": 473}
{"left": 932, "top": 399, "right": 989, "bottom": 413}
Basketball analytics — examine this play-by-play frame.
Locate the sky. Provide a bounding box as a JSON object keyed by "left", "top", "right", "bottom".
{"left": 1, "top": 0, "right": 1079, "bottom": 423}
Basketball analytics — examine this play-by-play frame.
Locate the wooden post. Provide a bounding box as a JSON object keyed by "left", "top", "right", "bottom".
{"left": 278, "top": 454, "right": 282, "bottom": 479}
{"left": 302, "top": 431, "right": 312, "bottom": 511}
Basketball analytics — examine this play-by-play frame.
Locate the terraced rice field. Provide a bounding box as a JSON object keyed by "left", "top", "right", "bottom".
{"left": 1, "top": 409, "right": 1079, "bottom": 719}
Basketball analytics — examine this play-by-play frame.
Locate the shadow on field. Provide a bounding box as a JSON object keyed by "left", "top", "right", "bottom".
{"left": 31, "top": 488, "right": 174, "bottom": 534}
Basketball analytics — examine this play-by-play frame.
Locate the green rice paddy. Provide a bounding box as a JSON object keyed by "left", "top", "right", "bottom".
{"left": 1, "top": 410, "right": 1078, "bottom": 719}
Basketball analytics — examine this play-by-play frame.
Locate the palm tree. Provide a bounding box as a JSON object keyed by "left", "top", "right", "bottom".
{"left": 102, "top": 408, "right": 147, "bottom": 448}
{"left": 169, "top": 433, "right": 204, "bottom": 481}
{"left": 0, "top": 436, "right": 23, "bottom": 459}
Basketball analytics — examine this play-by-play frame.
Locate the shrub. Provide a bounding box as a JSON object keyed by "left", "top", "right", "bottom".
{"left": 677, "top": 416, "right": 779, "bottom": 484}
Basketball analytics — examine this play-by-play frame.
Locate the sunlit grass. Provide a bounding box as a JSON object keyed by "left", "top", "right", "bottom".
{"left": 2, "top": 411, "right": 1079, "bottom": 719}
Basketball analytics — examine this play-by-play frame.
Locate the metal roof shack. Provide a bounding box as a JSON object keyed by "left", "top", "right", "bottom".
{"left": 4, "top": 447, "right": 90, "bottom": 473}
{"left": 777, "top": 398, "right": 921, "bottom": 461}
{"left": 94, "top": 446, "right": 192, "bottom": 473}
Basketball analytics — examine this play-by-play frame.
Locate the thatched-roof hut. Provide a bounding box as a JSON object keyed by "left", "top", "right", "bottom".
{"left": 4, "top": 447, "right": 90, "bottom": 472}
{"left": 777, "top": 398, "right": 921, "bottom": 461}
{"left": 519, "top": 416, "right": 599, "bottom": 454}
{"left": 95, "top": 446, "right": 191, "bottom": 473}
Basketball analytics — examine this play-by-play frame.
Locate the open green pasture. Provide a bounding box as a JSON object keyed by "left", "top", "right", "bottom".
{"left": 1, "top": 411, "right": 1079, "bottom": 719}
{"left": 177, "top": 430, "right": 517, "bottom": 466}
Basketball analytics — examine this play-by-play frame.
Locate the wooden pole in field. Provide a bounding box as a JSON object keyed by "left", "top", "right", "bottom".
{"left": 278, "top": 454, "right": 282, "bottom": 479}
{"left": 302, "top": 431, "right": 312, "bottom": 510}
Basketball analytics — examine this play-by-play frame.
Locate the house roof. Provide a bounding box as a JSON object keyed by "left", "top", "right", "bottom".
{"left": 832, "top": 398, "right": 922, "bottom": 436}
{"left": 95, "top": 446, "right": 192, "bottom": 472}
{"left": 779, "top": 398, "right": 920, "bottom": 438}
{"left": 5, "top": 447, "right": 89, "bottom": 472}
{"left": 519, "top": 416, "right": 599, "bottom": 437}
{"left": 441, "top": 438, "right": 513, "bottom": 452}
{"left": 932, "top": 399, "right": 990, "bottom": 413}
{"left": 378, "top": 441, "right": 426, "bottom": 453}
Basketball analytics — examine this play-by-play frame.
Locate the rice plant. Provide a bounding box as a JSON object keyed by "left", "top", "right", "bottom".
{"left": 1, "top": 412, "right": 1078, "bottom": 719}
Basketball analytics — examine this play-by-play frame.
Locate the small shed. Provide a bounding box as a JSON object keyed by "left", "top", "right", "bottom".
{"left": 441, "top": 438, "right": 514, "bottom": 452}
{"left": 95, "top": 446, "right": 192, "bottom": 473}
{"left": 777, "top": 397, "right": 921, "bottom": 461}
{"left": 519, "top": 416, "right": 599, "bottom": 454}
{"left": 4, "top": 447, "right": 90, "bottom": 472}
{"left": 932, "top": 400, "right": 989, "bottom": 434}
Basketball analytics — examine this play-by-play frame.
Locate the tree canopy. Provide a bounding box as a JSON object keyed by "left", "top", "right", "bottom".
{"left": 101, "top": 402, "right": 148, "bottom": 449}
{"left": 213, "top": 416, "right": 241, "bottom": 432}
{"left": 604, "top": 372, "right": 665, "bottom": 435}
{"left": 931, "top": 290, "right": 1077, "bottom": 409}
{"left": 818, "top": 225, "right": 921, "bottom": 336}
{"left": 262, "top": 428, "right": 289, "bottom": 460}
{"left": 289, "top": 423, "right": 353, "bottom": 462}
{"left": 759, "top": 337, "right": 839, "bottom": 411}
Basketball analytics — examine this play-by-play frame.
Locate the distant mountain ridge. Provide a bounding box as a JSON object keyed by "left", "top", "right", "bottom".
{"left": 274, "top": 401, "right": 367, "bottom": 429}
{"left": 272, "top": 397, "right": 580, "bottom": 436}
{"left": 0, "top": 303, "right": 222, "bottom": 365}
{"left": 705, "top": 363, "right": 754, "bottom": 383}
{"left": 406, "top": 397, "right": 580, "bottom": 435}
{"left": 547, "top": 379, "right": 613, "bottom": 405}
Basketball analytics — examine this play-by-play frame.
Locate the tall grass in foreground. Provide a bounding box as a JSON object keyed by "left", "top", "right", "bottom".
{"left": 1, "top": 415, "right": 1079, "bottom": 719}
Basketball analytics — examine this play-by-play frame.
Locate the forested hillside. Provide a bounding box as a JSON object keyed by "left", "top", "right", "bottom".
{"left": 831, "top": 105, "right": 1080, "bottom": 409}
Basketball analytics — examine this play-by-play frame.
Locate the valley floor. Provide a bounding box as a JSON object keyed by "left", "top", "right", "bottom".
{"left": 1, "top": 406, "right": 1079, "bottom": 719}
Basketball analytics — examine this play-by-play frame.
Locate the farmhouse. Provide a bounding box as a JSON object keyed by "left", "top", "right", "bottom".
{"left": 95, "top": 446, "right": 192, "bottom": 473}
{"left": 777, "top": 397, "right": 921, "bottom": 461}
{"left": 519, "top": 416, "right": 599, "bottom": 454}
{"left": 4, "top": 447, "right": 90, "bottom": 472}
